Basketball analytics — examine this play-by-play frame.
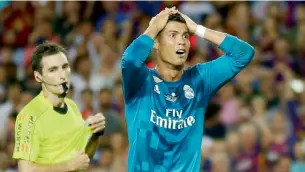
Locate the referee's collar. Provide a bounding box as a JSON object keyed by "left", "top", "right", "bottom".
{"left": 38, "top": 91, "right": 68, "bottom": 114}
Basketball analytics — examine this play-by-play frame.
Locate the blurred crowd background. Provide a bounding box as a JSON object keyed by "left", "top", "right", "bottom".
{"left": 0, "top": 1, "right": 305, "bottom": 172}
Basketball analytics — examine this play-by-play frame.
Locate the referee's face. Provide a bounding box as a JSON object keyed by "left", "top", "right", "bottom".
{"left": 40, "top": 52, "right": 71, "bottom": 96}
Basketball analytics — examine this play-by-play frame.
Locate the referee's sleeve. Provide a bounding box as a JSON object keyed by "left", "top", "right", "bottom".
{"left": 13, "top": 111, "right": 41, "bottom": 162}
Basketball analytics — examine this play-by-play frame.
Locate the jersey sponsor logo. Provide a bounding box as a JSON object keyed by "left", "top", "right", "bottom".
{"left": 150, "top": 109, "right": 195, "bottom": 129}
{"left": 25, "top": 116, "right": 34, "bottom": 144}
{"left": 16, "top": 123, "right": 22, "bottom": 152}
{"left": 183, "top": 85, "right": 194, "bottom": 99}
{"left": 21, "top": 144, "right": 30, "bottom": 152}
{"left": 154, "top": 85, "right": 160, "bottom": 94}
{"left": 20, "top": 113, "right": 26, "bottom": 121}
{"left": 165, "top": 93, "right": 178, "bottom": 102}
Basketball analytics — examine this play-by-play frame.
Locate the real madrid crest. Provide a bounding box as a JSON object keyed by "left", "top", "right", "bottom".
{"left": 183, "top": 85, "right": 194, "bottom": 99}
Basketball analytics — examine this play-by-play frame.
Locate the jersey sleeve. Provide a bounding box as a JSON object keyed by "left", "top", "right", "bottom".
{"left": 121, "top": 34, "right": 154, "bottom": 102}
{"left": 196, "top": 34, "right": 254, "bottom": 102}
{"left": 13, "top": 110, "right": 41, "bottom": 162}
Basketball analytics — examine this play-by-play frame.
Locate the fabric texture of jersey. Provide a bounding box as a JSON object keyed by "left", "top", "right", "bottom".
{"left": 13, "top": 91, "right": 92, "bottom": 164}
{"left": 121, "top": 34, "right": 254, "bottom": 172}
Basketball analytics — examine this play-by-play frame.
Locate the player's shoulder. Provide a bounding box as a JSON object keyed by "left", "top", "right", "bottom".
{"left": 19, "top": 94, "right": 48, "bottom": 117}
{"left": 16, "top": 94, "right": 49, "bottom": 123}
{"left": 185, "top": 64, "right": 199, "bottom": 71}
{"left": 65, "top": 97, "right": 75, "bottom": 105}
{"left": 184, "top": 64, "right": 203, "bottom": 75}
{"left": 65, "top": 98, "right": 82, "bottom": 115}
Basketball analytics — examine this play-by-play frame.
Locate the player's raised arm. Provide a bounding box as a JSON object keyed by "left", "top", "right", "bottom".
{"left": 121, "top": 8, "right": 177, "bottom": 101}
{"left": 180, "top": 12, "right": 255, "bottom": 99}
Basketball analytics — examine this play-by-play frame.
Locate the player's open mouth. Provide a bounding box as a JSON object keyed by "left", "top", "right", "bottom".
{"left": 176, "top": 49, "right": 186, "bottom": 55}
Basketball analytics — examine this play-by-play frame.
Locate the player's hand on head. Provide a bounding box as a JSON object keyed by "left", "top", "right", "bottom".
{"left": 148, "top": 7, "right": 178, "bottom": 33}
{"left": 165, "top": 6, "right": 178, "bottom": 14}
{"left": 68, "top": 152, "right": 90, "bottom": 171}
{"left": 178, "top": 11, "right": 198, "bottom": 34}
{"left": 86, "top": 113, "right": 106, "bottom": 134}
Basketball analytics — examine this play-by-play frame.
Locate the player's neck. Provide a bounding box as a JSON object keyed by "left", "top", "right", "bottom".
{"left": 156, "top": 64, "right": 183, "bottom": 82}
{"left": 42, "top": 88, "right": 65, "bottom": 108}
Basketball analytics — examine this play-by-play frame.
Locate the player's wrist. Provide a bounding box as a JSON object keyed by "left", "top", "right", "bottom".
{"left": 93, "top": 130, "right": 104, "bottom": 137}
{"left": 195, "top": 25, "right": 207, "bottom": 38}
{"left": 65, "top": 160, "right": 75, "bottom": 171}
{"left": 144, "top": 26, "right": 159, "bottom": 40}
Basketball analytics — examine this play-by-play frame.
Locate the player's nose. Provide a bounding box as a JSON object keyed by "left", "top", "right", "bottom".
{"left": 177, "top": 36, "right": 185, "bottom": 45}
{"left": 59, "top": 69, "right": 68, "bottom": 82}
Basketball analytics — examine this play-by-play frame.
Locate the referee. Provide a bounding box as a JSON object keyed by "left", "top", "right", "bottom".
{"left": 13, "top": 43, "right": 106, "bottom": 171}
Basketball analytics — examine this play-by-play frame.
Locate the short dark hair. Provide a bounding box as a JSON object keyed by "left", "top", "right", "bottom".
{"left": 167, "top": 13, "right": 186, "bottom": 24}
{"left": 31, "top": 42, "right": 67, "bottom": 74}
{"left": 158, "top": 13, "right": 186, "bottom": 37}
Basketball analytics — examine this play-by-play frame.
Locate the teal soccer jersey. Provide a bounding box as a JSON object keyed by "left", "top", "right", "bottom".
{"left": 121, "top": 34, "right": 254, "bottom": 172}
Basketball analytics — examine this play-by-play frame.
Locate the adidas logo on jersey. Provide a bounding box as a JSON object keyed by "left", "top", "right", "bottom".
{"left": 153, "top": 76, "right": 163, "bottom": 83}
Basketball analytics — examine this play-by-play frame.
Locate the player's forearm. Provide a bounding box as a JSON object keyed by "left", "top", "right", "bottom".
{"left": 18, "top": 160, "right": 73, "bottom": 172}
{"left": 121, "top": 33, "right": 153, "bottom": 101}
{"left": 195, "top": 28, "right": 255, "bottom": 98}
{"left": 200, "top": 27, "right": 254, "bottom": 63}
{"left": 85, "top": 134, "right": 99, "bottom": 160}
{"left": 204, "top": 28, "right": 254, "bottom": 69}
{"left": 144, "top": 25, "right": 159, "bottom": 40}
{"left": 121, "top": 34, "right": 154, "bottom": 68}
{"left": 202, "top": 28, "right": 226, "bottom": 46}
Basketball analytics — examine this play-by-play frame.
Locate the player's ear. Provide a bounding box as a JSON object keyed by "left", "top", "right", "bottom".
{"left": 34, "top": 71, "right": 42, "bottom": 83}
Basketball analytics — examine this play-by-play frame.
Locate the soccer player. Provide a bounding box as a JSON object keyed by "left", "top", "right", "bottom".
{"left": 13, "top": 43, "right": 106, "bottom": 172}
{"left": 121, "top": 7, "right": 255, "bottom": 171}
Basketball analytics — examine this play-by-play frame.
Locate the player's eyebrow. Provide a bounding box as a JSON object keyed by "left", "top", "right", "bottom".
{"left": 168, "top": 30, "right": 179, "bottom": 34}
{"left": 48, "top": 66, "right": 58, "bottom": 72}
{"left": 168, "top": 30, "right": 190, "bottom": 35}
{"left": 62, "top": 63, "right": 69, "bottom": 68}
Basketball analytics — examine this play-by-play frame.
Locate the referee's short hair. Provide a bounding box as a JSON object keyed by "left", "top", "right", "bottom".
{"left": 32, "top": 42, "right": 67, "bottom": 74}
